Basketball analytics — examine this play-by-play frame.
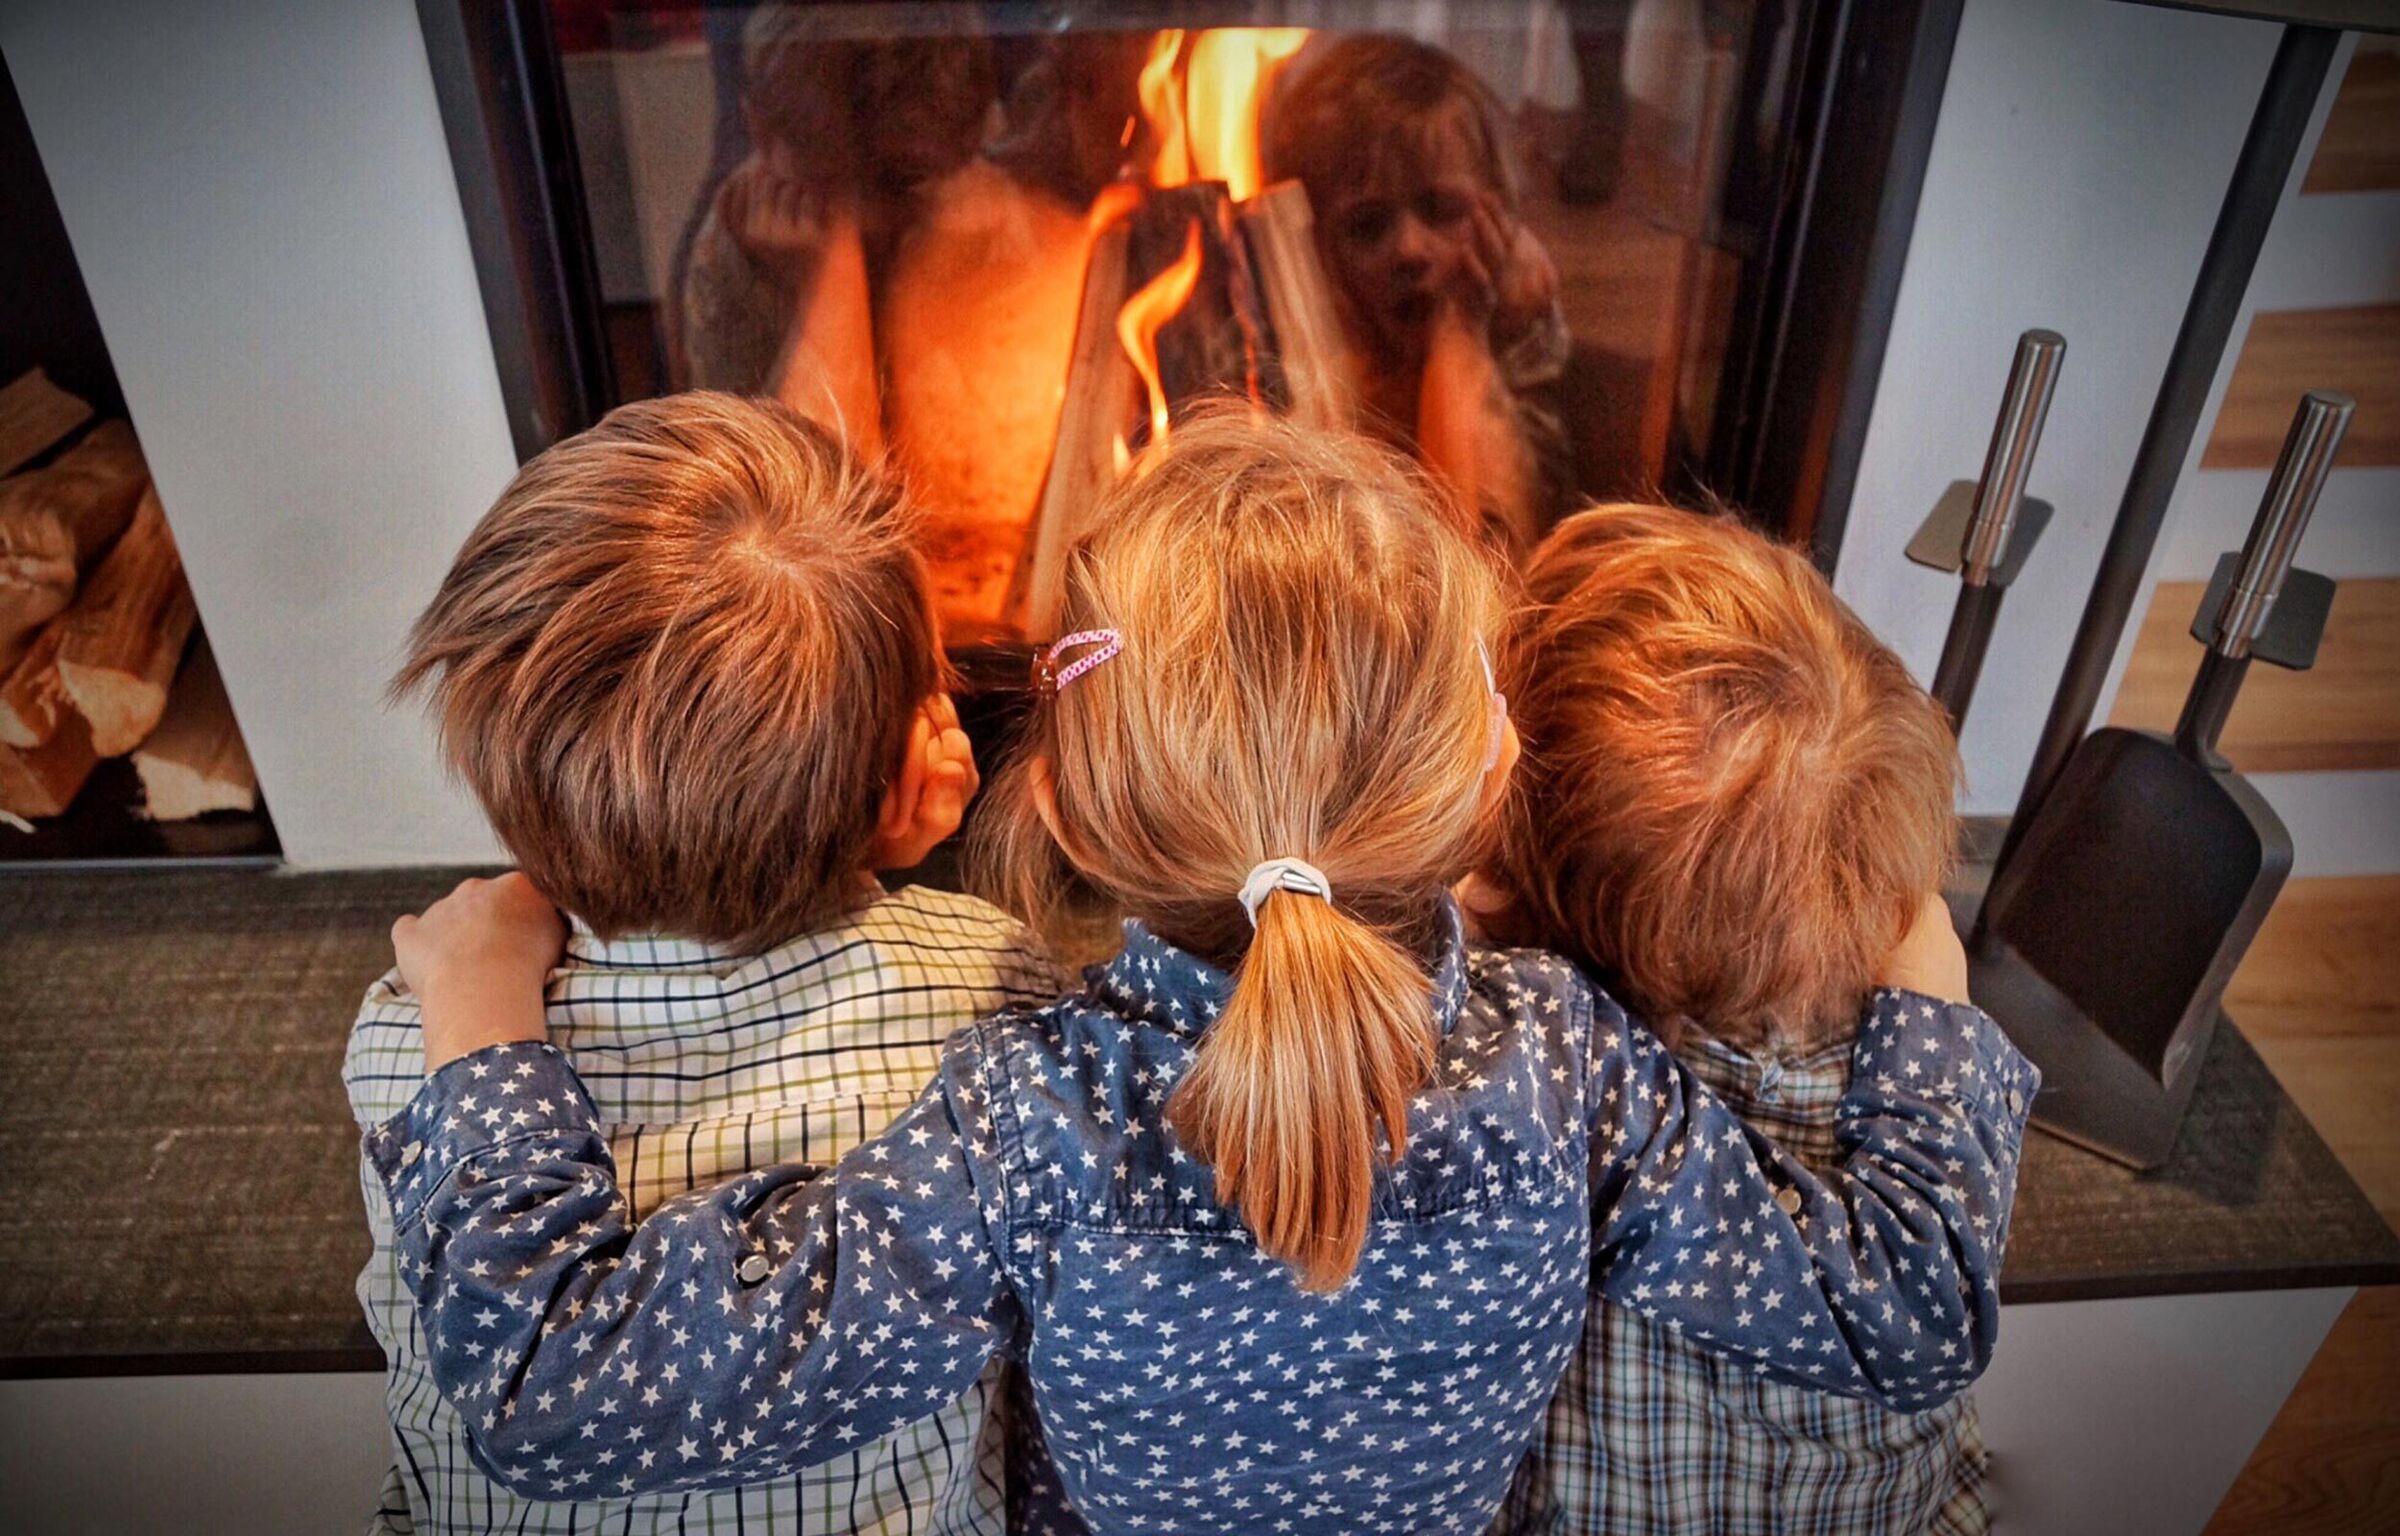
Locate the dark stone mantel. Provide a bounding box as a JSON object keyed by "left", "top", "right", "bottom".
{"left": 2, "top": 865, "right": 2394, "bottom": 1377}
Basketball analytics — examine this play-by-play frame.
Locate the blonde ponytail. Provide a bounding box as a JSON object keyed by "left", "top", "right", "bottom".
{"left": 1169, "top": 888, "right": 1436, "bottom": 1290}
{"left": 971, "top": 410, "right": 1507, "bottom": 1291}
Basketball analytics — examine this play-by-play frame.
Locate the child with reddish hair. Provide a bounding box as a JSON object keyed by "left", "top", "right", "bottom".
{"left": 1474, "top": 501, "right": 2000, "bottom": 1533}
{"left": 369, "top": 417, "right": 2030, "bottom": 1535}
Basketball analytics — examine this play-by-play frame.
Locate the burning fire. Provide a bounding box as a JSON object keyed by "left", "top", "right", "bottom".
{"left": 1133, "top": 28, "right": 1309, "bottom": 203}
{"left": 1117, "top": 217, "right": 1206, "bottom": 454}
{"left": 1104, "top": 26, "right": 1308, "bottom": 465}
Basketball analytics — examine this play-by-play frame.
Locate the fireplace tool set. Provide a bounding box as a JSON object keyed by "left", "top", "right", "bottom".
{"left": 1920, "top": 12, "right": 2366, "bottom": 1169}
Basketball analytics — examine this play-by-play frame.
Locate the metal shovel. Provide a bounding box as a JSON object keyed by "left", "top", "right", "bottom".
{"left": 1971, "top": 391, "right": 2353, "bottom": 1169}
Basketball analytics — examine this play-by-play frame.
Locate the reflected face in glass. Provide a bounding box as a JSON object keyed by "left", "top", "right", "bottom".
{"left": 1319, "top": 124, "right": 1484, "bottom": 372}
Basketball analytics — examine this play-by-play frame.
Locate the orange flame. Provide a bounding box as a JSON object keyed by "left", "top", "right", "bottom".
{"left": 1185, "top": 29, "right": 1309, "bottom": 201}
{"left": 1137, "top": 28, "right": 1307, "bottom": 200}
{"left": 1108, "top": 29, "right": 1305, "bottom": 459}
{"left": 1137, "top": 31, "right": 1191, "bottom": 187}
{"left": 1117, "top": 218, "right": 1205, "bottom": 446}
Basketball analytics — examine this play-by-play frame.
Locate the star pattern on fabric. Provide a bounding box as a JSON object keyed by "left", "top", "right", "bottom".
{"left": 375, "top": 903, "right": 2034, "bottom": 1534}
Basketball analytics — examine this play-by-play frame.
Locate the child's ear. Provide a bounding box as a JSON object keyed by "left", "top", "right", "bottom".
{"left": 1475, "top": 717, "right": 1520, "bottom": 822}
{"left": 864, "top": 694, "right": 980, "bottom": 873}
{"left": 1453, "top": 871, "right": 1517, "bottom": 943}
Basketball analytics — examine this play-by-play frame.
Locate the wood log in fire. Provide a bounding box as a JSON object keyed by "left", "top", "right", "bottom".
{"left": 57, "top": 485, "right": 197, "bottom": 756}
{"left": 135, "top": 638, "right": 257, "bottom": 819}
{"left": 1238, "top": 182, "right": 1361, "bottom": 433}
{"left": 1012, "top": 218, "right": 1136, "bottom": 636}
{"left": 1016, "top": 182, "right": 1274, "bottom": 635}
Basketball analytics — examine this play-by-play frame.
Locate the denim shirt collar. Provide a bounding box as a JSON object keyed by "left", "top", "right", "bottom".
{"left": 1092, "top": 897, "right": 1474, "bottom": 1040}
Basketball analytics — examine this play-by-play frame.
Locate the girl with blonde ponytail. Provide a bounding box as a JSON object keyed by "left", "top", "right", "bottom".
{"left": 980, "top": 411, "right": 1513, "bottom": 1291}
{"left": 382, "top": 413, "right": 2041, "bottom": 1536}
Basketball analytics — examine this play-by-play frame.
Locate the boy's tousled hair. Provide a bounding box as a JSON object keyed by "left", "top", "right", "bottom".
{"left": 973, "top": 411, "right": 1506, "bottom": 1291}
{"left": 395, "top": 392, "right": 940, "bottom": 953}
{"left": 1263, "top": 33, "right": 1524, "bottom": 215}
{"left": 1490, "top": 503, "right": 1958, "bottom": 1053}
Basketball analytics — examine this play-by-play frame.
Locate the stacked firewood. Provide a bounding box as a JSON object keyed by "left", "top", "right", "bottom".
{"left": 0, "top": 370, "right": 256, "bottom": 825}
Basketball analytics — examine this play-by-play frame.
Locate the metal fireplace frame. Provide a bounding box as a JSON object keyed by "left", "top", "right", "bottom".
{"left": 415, "top": 0, "right": 1963, "bottom": 577}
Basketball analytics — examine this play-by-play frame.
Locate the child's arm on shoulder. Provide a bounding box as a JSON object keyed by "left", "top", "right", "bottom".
{"left": 369, "top": 1033, "right": 1019, "bottom": 1498}
{"left": 368, "top": 879, "right": 1022, "bottom": 1499}
{"left": 1582, "top": 899, "right": 2036, "bottom": 1412}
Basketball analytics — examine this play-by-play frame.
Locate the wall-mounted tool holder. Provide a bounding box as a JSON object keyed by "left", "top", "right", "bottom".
{"left": 1906, "top": 329, "right": 2065, "bottom": 728}
{"left": 1971, "top": 391, "right": 2352, "bottom": 1169}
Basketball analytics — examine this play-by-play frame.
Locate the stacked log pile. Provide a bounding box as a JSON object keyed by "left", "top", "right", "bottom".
{"left": 0, "top": 375, "right": 255, "bottom": 826}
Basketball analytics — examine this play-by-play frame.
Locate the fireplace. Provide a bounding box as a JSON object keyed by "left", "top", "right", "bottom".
{"left": 421, "top": 0, "right": 1957, "bottom": 657}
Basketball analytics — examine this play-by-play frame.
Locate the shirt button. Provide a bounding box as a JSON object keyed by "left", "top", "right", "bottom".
{"left": 2007, "top": 1089, "right": 2026, "bottom": 1116}
{"left": 736, "top": 1254, "right": 770, "bottom": 1285}
{"left": 1774, "top": 1187, "right": 1802, "bottom": 1216}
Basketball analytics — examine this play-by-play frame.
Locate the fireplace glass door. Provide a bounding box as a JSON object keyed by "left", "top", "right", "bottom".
{"left": 427, "top": 0, "right": 1957, "bottom": 647}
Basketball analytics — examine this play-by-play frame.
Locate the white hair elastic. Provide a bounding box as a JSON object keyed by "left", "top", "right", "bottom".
{"left": 1238, "top": 857, "right": 1333, "bottom": 927}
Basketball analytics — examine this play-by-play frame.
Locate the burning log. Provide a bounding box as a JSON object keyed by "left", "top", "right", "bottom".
{"left": 57, "top": 485, "right": 196, "bottom": 756}
{"left": 0, "top": 422, "right": 149, "bottom": 670}
{"left": 135, "top": 638, "right": 257, "bottom": 819}
{"left": 1016, "top": 182, "right": 1272, "bottom": 634}
{"left": 1239, "top": 181, "right": 1361, "bottom": 433}
{"left": 1012, "top": 216, "right": 1136, "bottom": 635}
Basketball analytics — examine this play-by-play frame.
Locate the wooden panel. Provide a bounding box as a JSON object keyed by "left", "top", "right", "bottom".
{"left": 2302, "top": 43, "right": 2400, "bottom": 196}
{"left": 2206, "top": 875, "right": 2400, "bottom": 1535}
{"left": 2202, "top": 305, "right": 2400, "bottom": 469}
{"left": 2110, "top": 579, "right": 2400, "bottom": 772}
{"left": 2205, "top": 1288, "right": 2400, "bottom": 1536}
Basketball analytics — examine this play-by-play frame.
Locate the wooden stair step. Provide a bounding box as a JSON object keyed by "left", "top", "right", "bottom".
{"left": 2204, "top": 304, "right": 2400, "bottom": 471}
{"left": 2111, "top": 578, "right": 2400, "bottom": 773}
{"left": 2301, "top": 42, "right": 2400, "bottom": 197}
{"left": 2206, "top": 874, "right": 2400, "bottom": 1534}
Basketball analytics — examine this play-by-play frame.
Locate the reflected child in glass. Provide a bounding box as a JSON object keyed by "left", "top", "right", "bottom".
{"left": 1265, "top": 34, "right": 1576, "bottom": 554}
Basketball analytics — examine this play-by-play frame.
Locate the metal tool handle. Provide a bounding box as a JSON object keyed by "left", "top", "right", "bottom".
{"left": 2213, "top": 390, "right": 2353, "bottom": 658}
{"left": 1961, "top": 330, "right": 2066, "bottom": 585}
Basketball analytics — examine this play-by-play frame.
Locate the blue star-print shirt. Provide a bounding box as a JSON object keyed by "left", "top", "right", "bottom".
{"left": 371, "top": 904, "right": 2035, "bottom": 1534}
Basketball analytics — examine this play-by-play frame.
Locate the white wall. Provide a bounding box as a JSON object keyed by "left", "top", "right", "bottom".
{"left": 1975, "top": 1287, "right": 2351, "bottom": 1536}
{"left": 1836, "top": 0, "right": 2347, "bottom": 815}
{"left": 2, "top": 0, "right": 509, "bottom": 865}
{"left": 0, "top": 1370, "right": 392, "bottom": 1536}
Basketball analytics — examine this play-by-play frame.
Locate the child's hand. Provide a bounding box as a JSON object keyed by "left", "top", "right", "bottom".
{"left": 867, "top": 693, "right": 980, "bottom": 871}
{"left": 1439, "top": 197, "right": 1558, "bottom": 345}
{"left": 718, "top": 149, "right": 828, "bottom": 280}
{"left": 392, "top": 872, "right": 565, "bottom": 1072}
{"left": 1876, "top": 892, "right": 1971, "bottom": 1006}
{"left": 1475, "top": 195, "right": 1558, "bottom": 346}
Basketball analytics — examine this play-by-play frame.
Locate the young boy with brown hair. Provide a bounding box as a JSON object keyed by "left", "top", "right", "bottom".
{"left": 343, "top": 391, "right": 1063, "bottom": 1535}
{"left": 1471, "top": 501, "right": 1996, "bottom": 1533}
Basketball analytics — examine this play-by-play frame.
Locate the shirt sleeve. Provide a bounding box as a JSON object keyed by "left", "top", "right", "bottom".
{"left": 1585, "top": 987, "right": 2037, "bottom": 1412}
{"left": 366, "top": 1032, "right": 1019, "bottom": 1500}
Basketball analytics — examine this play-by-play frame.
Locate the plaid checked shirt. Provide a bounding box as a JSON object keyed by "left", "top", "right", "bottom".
{"left": 1493, "top": 1027, "right": 1993, "bottom": 1535}
{"left": 344, "top": 883, "right": 1066, "bottom": 1536}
